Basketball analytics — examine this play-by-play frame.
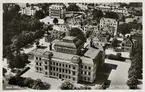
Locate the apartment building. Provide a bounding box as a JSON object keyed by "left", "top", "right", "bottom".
{"left": 49, "top": 4, "right": 66, "bottom": 19}
{"left": 100, "top": 18, "right": 118, "bottom": 36}
{"left": 33, "top": 36, "right": 105, "bottom": 83}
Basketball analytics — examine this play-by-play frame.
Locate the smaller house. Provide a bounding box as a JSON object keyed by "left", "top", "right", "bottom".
{"left": 45, "top": 24, "right": 70, "bottom": 42}
{"left": 121, "top": 38, "right": 136, "bottom": 52}
{"left": 84, "top": 25, "right": 100, "bottom": 37}
{"left": 92, "top": 36, "right": 107, "bottom": 48}
{"left": 19, "top": 6, "right": 37, "bottom": 16}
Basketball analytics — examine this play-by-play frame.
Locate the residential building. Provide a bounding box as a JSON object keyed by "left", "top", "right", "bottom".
{"left": 76, "top": 3, "right": 88, "bottom": 10}
{"left": 44, "top": 24, "right": 70, "bottom": 42}
{"left": 91, "top": 36, "right": 107, "bottom": 48}
{"left": 33, "top": 36, "right": 105, "bottom": 83}
{"left": 111, "top": 8, "right": 129, "bottom": 16}
{"left": 100, "top": 18, "right": 118, "bottom": 36}
{"left": 121, "top": 38, "right": 137, "bottom": 52}
{"left": 84, "top": 25, "right": 100, "bottom": 37}
{"left": 19, "top": 6, "right": 36, "bottom": 16}
{"left": 96, "top": 5, "right": 111, "bottom": 12}
{"left": 49, "top": 4, "right": 66, "bottom": 19}
{"left": 66, "top": 15, "right": 83, "bottom": 26}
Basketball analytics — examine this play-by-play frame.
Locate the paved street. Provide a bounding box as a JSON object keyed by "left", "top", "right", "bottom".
{"left": 106, "top": 59, "right": 130, "bottom": 89}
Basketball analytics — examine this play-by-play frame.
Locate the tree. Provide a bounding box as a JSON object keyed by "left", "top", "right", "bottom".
{"left": 35, "top": 10, "right": 44, "bottom": 19}
{"left": 53, "top": 18, "right": 58, "bottom": 24}
{"left": 111, "top": 37, "right": 118, "bottom": 48}
{"left": 3, "top": 68, "right": 7, "bottom": 76}
{"left": 70, "top": 27, "right": 86, "bottom": 43}
{"left": 117, "top": 23, "right": 132, "bottom": 36}
{"left": 23, "top": 77, "right": 34, "bottom": 87}
{"left": 127, "top": 40, "right": 142, "bottom": 88}
{"left": 60, "top": 81, "right": 74, "bottom": 90}
{"left": 92, "top": 9, "right": 103, "bottom": 22}
{"left": 119, "top": 3, "right": 128, "bottom": 8}
{"left": 67, "top": 4, "right": 80, "bottom": 11}
{"left": 127, "top": 76, "right": 138, "bottom": 89}
{"left": 128, "top": 2, "right": 142, "bottom": 7}
{"left": 121, "top": 15, "right": 125, "bottom": 22}
{"left": 7, "top": 52, "right": 29, "bottom": 69}
{"left": 104, "top": 12, "right": 119, "bottom": 20}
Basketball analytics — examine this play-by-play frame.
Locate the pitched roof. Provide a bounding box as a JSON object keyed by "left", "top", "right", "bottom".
{"left": 54, "top": 36, "right": 83, "bottom": 49}
{"left": 50, "top": 51, "right": 94, "bottom": 65}
{"left": 84, "top": 47, "right": 100, "bottom": 59}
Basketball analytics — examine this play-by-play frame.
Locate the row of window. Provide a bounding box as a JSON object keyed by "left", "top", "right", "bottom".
{"left": 36, "top": 57, "right": 41, "bottom": 61}
{"left": 36, "top": 67, "right": 42, "bottom": 71}
{"left": 36, "top": 62, "right": 42, "bottom": 66}
{"left": 100, "top": 23, "right": 117, "bottom": 27}
{"left": 81, "top": 65, "right": 91, "bottom": 70}
{"left": 81, "top": 71, "right": 91, "bottom": 76}
{"left": 55, "top": 47, "right": 75, "bottom": 54}
{"left": 50, "top": 61, "right": 76, "bottom": 70}
{"left": 81, "top": 76, "right": 90, "bottom": 82}
{"left": 50, "top": 72, "right": 76, "bottom": 81}
{"left": 50, "top": 7, "right": 63, "bottom": 10}
{"left": 50, "top": 67, "right": 76, "bottom": 75}
{"left": 101, "top": 20, "right": 117, "bottom": 23}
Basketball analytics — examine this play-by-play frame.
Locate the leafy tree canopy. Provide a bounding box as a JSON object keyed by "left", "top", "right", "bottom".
{"left": 70, "top": 27, "right": 86, "bottom": 42}
{"left": 104, "top": 12, "right": 119, "bottom": 20}
{"left": 67, "top": 4, "right": 80, "bottom": 11}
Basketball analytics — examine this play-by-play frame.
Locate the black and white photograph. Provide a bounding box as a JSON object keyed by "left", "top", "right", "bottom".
{"left": 2, "top": 0, "right": 143, "bottom": 90}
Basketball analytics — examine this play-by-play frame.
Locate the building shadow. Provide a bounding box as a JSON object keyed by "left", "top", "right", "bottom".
{"left": 78, "top": 63, "right": 117, "bottom": 86}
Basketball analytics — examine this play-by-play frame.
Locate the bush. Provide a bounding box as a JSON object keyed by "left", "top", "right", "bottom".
{"left": 60, "top": 81, "right": 74, "bottom": 90}
{"left": 127, "top": 76, "right": 138, "bottom": 89}
{"left": 8, "top": 76, "right": 51, "bottom": 89}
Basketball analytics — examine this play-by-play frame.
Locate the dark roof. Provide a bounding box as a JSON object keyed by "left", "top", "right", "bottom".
{"left": 54, "top": 36, "right": 83, "bottom": 49}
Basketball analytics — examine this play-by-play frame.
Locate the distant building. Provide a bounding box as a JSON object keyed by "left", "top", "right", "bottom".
{"left": 84, "top": 25, "right": 100, "bottom": 37}
{"left": 33, "top": 36, "right": 105, "bottom": 83}
{"left": 100, "top": 18, "right": 118, "bottom": 36}
{"left": 96, "top": 5, "right": 111, "bottom": 12}
{"left": 121, "top": 38, "right": 137, "bottom": 52}
{"left": 49, "top": 4, "right": 66, "bottom": 19}
{"left": 19, "top": 6, "right": 37, "bottom": 16}
{"left": 66, "top": 15, "right": 83, "bottom": 26}
{"left": 92, "top": 36, "right": 108, "bottom": 48}
{"left": 111, "top": 8, "right": 129, "bottom": 16}
{"left": 44, "top": 24, "right": 70, "bottom": 42}
{"left": 76, "top": 3, "right": 88, "bottom": 10}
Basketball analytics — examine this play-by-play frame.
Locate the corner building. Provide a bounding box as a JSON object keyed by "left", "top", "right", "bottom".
{"left": 49, "top": 4, "right": 66, "bottom": 19}
{"left": 34, "top": 36, "right": 105, "bottom": 83}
